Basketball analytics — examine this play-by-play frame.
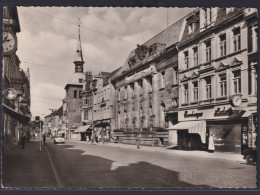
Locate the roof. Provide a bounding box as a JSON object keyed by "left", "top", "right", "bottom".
{"left": 53, "top": 106, "right": 63, "bottom": 116}
{"left": 111, "top": 15, "right": 186, "bottom": 80}
{"left": 65, "top": 72, "right": 84, "bottom": 89}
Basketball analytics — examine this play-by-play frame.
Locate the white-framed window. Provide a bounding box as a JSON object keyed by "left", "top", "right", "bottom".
{"left": 183, "top": 84, "right": 189, "bottom": 103}
{"left": 161, "top": 71, "right": 165, "bottom": 88}
{"left": 205, "top": 77, "right": 211, "bottom": 99}
{"left": 233, "top": 27, "right": 241, "bottom": 52}
{"left": 233, "top": 70, "right": 241, "bottom": 94}
{"left": 219, "top": 74, "right": 227, "bottom": 97}
{"left": 184, "top": 51, "right": 189, "bottom": 69}
{"left": 219, "top": 33, "right": 226, "bottom": 57}
{"left": 205, "top": 40, "right": 211, "bottom": 61}
{"left": 193, "top": 81, "right": 198, "bottom": 101}
{"left": 193, "top": 47, "right": 198, "bottom": 66}
{"left": 172, "top": 66, "right": 178, "bottom": 84}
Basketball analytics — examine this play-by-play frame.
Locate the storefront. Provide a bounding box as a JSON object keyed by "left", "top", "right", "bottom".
{"left": 168, "top": 103, "right": 256, "bottom": 153}
{"left": 93, "top": 119, "right": 111, "bottom": 142}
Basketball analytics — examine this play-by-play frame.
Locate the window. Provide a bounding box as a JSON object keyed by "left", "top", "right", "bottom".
{"left": 188, "top": 23, "right": 195, "bottom": 34}
{"left": 74, "top": 90, "right": 77, "bottom": 98}
{"left": 205, "top": 77, "right": 211, "bottom": 99}
{"left": 161, "top": 71, "right": 165, "bottom": 88}
{"left": 124, "top": 86, "right": 128, "bottom": 99}
{"left": 193, "top": 47, "right": 198, "bottom": 66}
{"left": 117, "top": 89, "right": 121, "bottom": 101}
{"left": 226, "top": 7, "right": 234, "bottom": 14}
{"left": 233, "top": 70, "right": 241, "bottom": 94}
{"left": 173, "top": 67, "right": 178, "bottom": 84}
{"left": 184, "top": 51, "right": 189, "bottom": 69}
{"left": 219, "top": 34, "right": 226, "bottom": 57}
{"left": 79, "top": 90, "right": 82, "bottom": 98}
{"left": 193, "top": 81, "right": 198, "bottom": 101}
{"left": 233, "top": 28, "right": 241, "bottom": 52}
{"left": 205, "top": 40, "right": 211, "bottom": 61}
{"left": 219, "top": 74, "right": 227, "bottom": 96}
{"left": 79, "top": 79, "right": 83, "bottom": 83}
{"left": 184, "top": 84, "right": 189, "bottom": 103}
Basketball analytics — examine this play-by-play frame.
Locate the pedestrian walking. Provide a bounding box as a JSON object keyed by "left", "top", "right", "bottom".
{"left": 21, "top": 134, "right": 26, "bottom": 149}
{"left": 208, "top": 133, "right": 215, "bottom": 153}
{"left": 136, "top": 133, "right": 141, "bottom": 149}
{"left": 43, "top": 134, "right": 46, "bottom": 146}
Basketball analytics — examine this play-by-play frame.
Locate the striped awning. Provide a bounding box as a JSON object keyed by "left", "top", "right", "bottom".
{"left": 74, "top": 125, "right": 91, "bottom": 133}
{"left": 167, "top": 120, "right": 206, "bottom": 144}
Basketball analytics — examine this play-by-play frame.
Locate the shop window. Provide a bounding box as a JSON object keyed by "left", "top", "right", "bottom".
{"left": 205, "top": 77, "right": 211, "bottom": 99}
{"left": 184, "top": 51, "right": 189, "bottom": 69}
{"left": 233, "top": 70, "right": 241, "bottom": 94}
{"left": 193, "top": 47, "right": 198, "bottom": 66}
{"left": 219, "top": 74, "right": 227, "bottom": 97}
{"left": 183, "top": 84, "right": 189, "bottom": 103}
{"left": 233, "top": 27, "right": 241, "bottom": 52}
{"left": 219, "top": 34, "right": 226, "bottom": 57}
{"left": 205, "top": 40, "right": 211, "bottom": 62}
{"left": 74, "top": 90, "right": 77, "bottom": 98}
{"left": 193, "top": 81, "right": 198, "bottom": 101}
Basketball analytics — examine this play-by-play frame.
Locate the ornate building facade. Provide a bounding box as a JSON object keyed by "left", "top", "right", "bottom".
{"left": 173, "top": 8, "right": 258, "bottom": 153}
{"left": 2, "top": 6, "right": 32, "bottom": 152}
{"left": 110, "top": 18, "right": 184, "bottom": 146}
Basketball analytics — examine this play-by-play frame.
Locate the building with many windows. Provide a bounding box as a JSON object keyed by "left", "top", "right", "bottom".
{"left": 172, "top": 8, "right": 258, "bottom": 153}
{"left": 2, "top": 6, "right": 32, "bottom": 152}
{"left": 110, "top": 18, "right": 184, "bottom": 146}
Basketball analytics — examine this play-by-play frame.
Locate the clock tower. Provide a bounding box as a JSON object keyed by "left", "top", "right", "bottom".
{"left": 74, "top": 19, "right": 84, "bottom": 73}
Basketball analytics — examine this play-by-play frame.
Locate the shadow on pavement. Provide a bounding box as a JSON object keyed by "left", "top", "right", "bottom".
{"left": 49, "top": 144, "right": 210, "bottom": 188}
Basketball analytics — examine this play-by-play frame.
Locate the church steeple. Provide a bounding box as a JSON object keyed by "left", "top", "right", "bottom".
{"left": 74, "top": 18, "right": 84, "bottom": 73}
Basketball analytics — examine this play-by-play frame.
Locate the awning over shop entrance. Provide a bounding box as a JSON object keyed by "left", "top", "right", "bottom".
{"left": 74, "top": 125, "right": 91, "bottom": 133}
{"left": 2, "top": 103, "right": 30, "bottom": 124}
{"left": 167, "top": 120, "right": 207, "bottom": 143}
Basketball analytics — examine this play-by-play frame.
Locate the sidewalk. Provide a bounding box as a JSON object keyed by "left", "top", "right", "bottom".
{"left": 66, "top": 139, "right": 245, "bottom": 163}
{"left": 2, "top": 140, "right": 57, "bottom": 188}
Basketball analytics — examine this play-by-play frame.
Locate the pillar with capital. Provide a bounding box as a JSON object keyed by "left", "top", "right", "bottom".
{"left": 134, "top": 81, "right": 140, "bottom": 130}
{"left": 142, "top": 77, "right": 149, "bottom": 129}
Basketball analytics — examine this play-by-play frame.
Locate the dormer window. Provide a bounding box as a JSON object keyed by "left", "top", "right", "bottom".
{"left": 226, "top": 7, "right": 234, "bottom": 14}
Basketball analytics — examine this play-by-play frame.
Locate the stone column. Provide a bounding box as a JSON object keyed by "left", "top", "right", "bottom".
{"left": 142, "top": 78, "right": 149, "bottom": 129}
{"left": 126, "top": 84, "right": 132, "bottom": 129}
{"left": 252, "top": 26, "right": 258, "bottom": 52}
{"left": 152, "top": 73, "right": 160, "bottom": 128}
{"left": 134, "top": 81, "right": 140, "bottom": 129}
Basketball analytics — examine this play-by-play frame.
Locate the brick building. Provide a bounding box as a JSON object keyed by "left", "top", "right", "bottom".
{"left": 110, "top": 18, "right": 184, "bottom": 146}
{"left": 170, "top": 8, "right": 258, "bottom": 153}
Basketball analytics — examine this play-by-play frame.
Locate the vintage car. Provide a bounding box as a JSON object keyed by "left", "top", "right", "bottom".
{"left": 54, "top": 136, "right": 65, "bottom": 144}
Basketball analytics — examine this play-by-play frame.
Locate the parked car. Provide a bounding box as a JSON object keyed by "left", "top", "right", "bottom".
{"left": 54, "top": 136, "right": 65, "bottom": 144}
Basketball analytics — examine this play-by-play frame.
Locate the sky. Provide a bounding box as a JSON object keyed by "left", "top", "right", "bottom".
{"left": 16, "top": 7, "right": 195, "bottom": 118}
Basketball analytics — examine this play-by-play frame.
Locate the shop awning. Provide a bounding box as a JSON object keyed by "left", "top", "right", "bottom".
{"left": 74, "top": 125, "right": 91, "bottom": 133}
{"left": 2, "top": 103, "right": 30, "bottom": 124}
{"left": 167, "top": 120, "right": 207, "bottom": 144}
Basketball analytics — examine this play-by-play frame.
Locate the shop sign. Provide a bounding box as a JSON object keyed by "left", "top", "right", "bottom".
{"left": 125, "top": 66, "right": 156, "bottom": 84}
{"left": 214, "top": 107, "right": 233, "bottom": 116}
{"left": 184, "top": 111, "right": 203, "bottom": 118}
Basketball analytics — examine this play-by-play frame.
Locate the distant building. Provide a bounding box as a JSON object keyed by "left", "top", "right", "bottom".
{"left": 63, "top": 21, "right": 85, "bottom": 139}
{"left": 44, "top": 106, "right": 63, "bottom": 137}
{"left": 175, "top": 8, "right": 258, "bottom": 153}
{"left": 2, "top": 6, "right": 31, "bottom": 152}
{"left": 110, "top": 18, "right": 184, "bottom": 146}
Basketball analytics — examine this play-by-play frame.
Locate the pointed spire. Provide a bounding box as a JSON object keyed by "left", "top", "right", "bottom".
{"left": 75, "top": 18, "right": 84, "bottom": 62}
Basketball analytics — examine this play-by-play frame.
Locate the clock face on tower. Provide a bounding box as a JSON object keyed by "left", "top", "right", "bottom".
{"left": 2, "top": 31, "right": 16, "bottom": 55}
